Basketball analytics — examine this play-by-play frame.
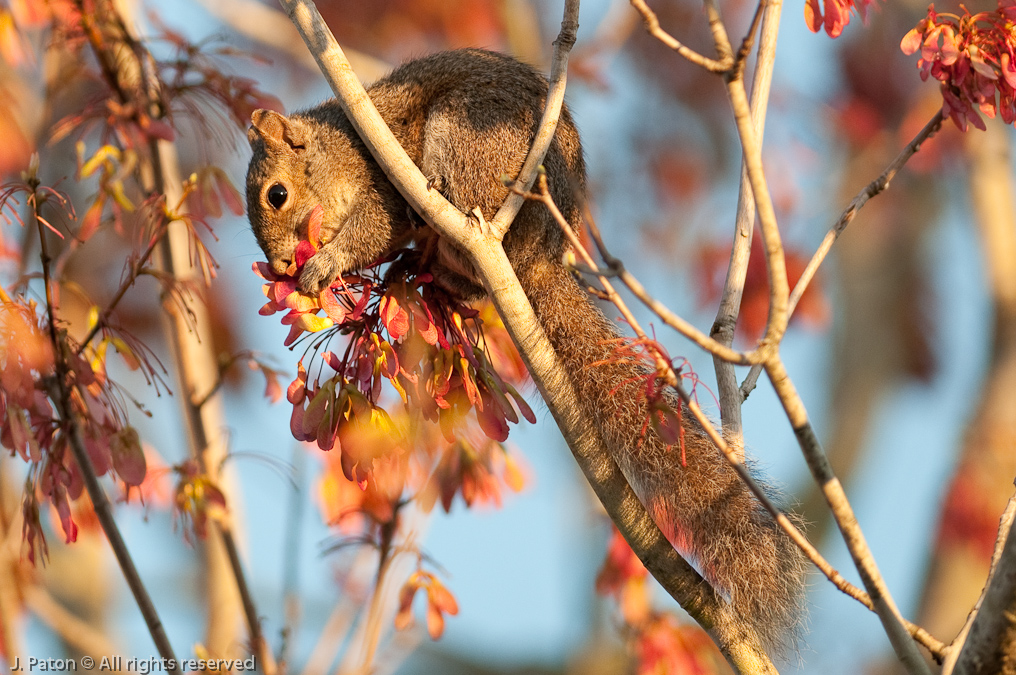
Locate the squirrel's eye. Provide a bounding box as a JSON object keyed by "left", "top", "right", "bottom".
{"left": 267, "top": 183, "right": 288, "bottom": 210}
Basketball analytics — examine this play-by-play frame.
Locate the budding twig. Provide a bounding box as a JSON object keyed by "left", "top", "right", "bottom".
{"left": 629, "top": 0, "right": 732, "bottom": 72}
{"left": 739, "top": 110, "right": 946, "bottom": 399}
{"left": 31, "top": 175, "right": 180, "bottom": 672}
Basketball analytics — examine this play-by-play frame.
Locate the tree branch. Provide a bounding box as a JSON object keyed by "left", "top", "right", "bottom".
{"left": 739, "top": 110, "right": 945, "bottom": 398}
{"left": 711, "top": 0, "right": 782, "bottom": 460}
{"left": 629, "top": 0, "right": 732, "bottom": 72}
{"left": 945, "top": 491, "right": 1016, "bottom": 674}
{"left": 766, "top": 357, "right": 931, "bottom": 673}
{"left": 28, "top": 164, "right": 180, "bottom": 670}
{"left": 490, "top": 0, "right": 579, "bottom": 240}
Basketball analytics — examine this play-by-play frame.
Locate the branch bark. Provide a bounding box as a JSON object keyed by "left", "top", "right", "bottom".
{"left": 711, "top": 0, "right": 783, "bottom": 460}
{"left": 951, "top": 494, "right": 1016, "bottom": 674}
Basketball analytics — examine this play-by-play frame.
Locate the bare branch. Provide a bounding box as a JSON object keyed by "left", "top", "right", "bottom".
{"left": 950, "top": 493, "right": 1016, "bottom": 674}
{"left": 29, "top": 161, "right": 179, "bottom": 669}
{"left": 221, "top": 526, "right": 278, "bottom": 674}
{"left": 739, "top": 110, "right": 945, "bottom": 398}
{"left": 581, "top": 210, "right": 754, "bottom": 365}
{"left": 711, "top": 0, "right": 782, "bottom": 459}
{"left": 629, "top": 0, "right": 732, "bottom": 72}
{"left": 766, "top": 358, "right": 931, "bottom": 674}
{"left": 944, "top": 492, "right": 1016, "bottom": 673}
{"left": 490, "top": 0, "right": 580, "bottom": 240}
{"left": 788, "top": 110, "right": 944, "bottom": 320}
{"left": 524, "top": 174, "right": 948, "bottom": 660}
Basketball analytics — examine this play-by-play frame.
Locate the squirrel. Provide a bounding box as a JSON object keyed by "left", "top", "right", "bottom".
{"left": 246, "top": 48, "right": 807, "bottom": 654}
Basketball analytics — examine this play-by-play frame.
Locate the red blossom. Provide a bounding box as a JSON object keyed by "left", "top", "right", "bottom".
{"left": 902, "top": 2, "right": 1016, "bottom": 130}
{"left": 596, "top": 528, "right": 651, "bottom": 625}
{"left": 805, "top": 0, "right": 879, "bottom": 38}
{"left": 394, "top": 570, "right": 459, "bottom": 640}
{"left": 635, "top": 614, "right": 723, "bottom": 675}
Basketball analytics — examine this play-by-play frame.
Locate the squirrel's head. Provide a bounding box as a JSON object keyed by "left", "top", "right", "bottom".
{"left": 246, "top": 109, "right": 319, "bottom": 276}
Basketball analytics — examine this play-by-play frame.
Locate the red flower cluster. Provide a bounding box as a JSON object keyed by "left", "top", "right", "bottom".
{"left": 256, "top": 211, "right": 534, "bottom": 497}
{"left": 805, "top": 0, "right": 878, "bottom": 38}
{"left": 596, "top": 528, "right": 724, "bottom": 674}
{"left": 258, "top": 211, "right": 537, "bottom": 641}
{"left": 902, "top": 2, "right": 1016, "bottom": 130}
{"left": 1, "top": 298, "right": 149, "bottom": 561}
{"left": 395, "top": 569, "right": 459, "bottom": 640}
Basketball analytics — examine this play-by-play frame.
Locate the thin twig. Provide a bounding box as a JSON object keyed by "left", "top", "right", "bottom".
{"left": 634, "top": 0, "right": 791, "bottom": 361}
{"left": 733, "top": 1, "right": 767, "bottom": 74}
{"left": 739, "top": 110, "right": 946, "bottom": 399}
{"left": 32, "top": 179, "right": 180, "bottom": 672}
{"left": 221, "top": 526, "right": 278, "bottom": 674}
{"left": 788, "top": 110, "right": 945, "bottom": 319}
{"left": 672, "top": 372, "right": 944, "bottom": 659}
{"left": 79, "top": 0, "right": 251, "bottom": 655}
{"left": 629, "top": 0, "right": 732, "bottom": 72}
{"left": 490, "top": 0, "right": 579, "bottom": 239}
{"left": 766, "top": 358, "right": 932, "bottom": 673}
{"left": 581, "top": 207, "right": 754, "bottom": 365}
{"left": 76, "top": 222, "right": 165, "bottom": 354}
{"left": 710, "top": 0, "right": 782, "bottom": 457}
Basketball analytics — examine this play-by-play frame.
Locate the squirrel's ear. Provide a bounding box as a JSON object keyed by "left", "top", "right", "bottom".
{"left": 249, "top": 109, "right": 306, "bottom": 151}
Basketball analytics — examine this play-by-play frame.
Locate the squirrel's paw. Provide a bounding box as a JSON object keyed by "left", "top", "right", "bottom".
{"left": 299, "top": 253, "right": 343, "bottom": 295}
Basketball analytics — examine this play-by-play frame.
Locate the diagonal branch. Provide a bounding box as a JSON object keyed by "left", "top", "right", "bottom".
{"left": 739, "top": 110, "right": 945, "bottom": 398}
{"left": 711, "top": 0, "right": 783, "bottom": 459}
{"left": 529, "top": 175, "right": 945, "bottom": 661}
{"left": 629, "top": 0, "right": 732, "bottom": 72}
{"left": 766, "top": 357, "right": 932, "bottom": 674}
{"left": 29, "top": 174, "right": 180, "bottom": 672}
{"left": 945, "top": 491, "right": 1016, "bottom": 674}
{"left": 490, "top": 0, "right": 579, "bottom": 240}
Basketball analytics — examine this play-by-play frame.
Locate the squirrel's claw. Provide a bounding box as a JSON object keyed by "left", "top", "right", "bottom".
{"left": 299, "top": 253, "right": 341, "bottom": 295}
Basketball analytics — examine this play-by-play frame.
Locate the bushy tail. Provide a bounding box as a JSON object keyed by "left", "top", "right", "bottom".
{"left": 517, "top": 258, "right": 807, "bottom": 654}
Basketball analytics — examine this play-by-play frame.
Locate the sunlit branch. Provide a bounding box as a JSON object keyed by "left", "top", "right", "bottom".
{"left": 530, "top": 173, "right": 946, "bottom": 662}
{"left": 629, "top": 0, "right": 732, "bottom": 72}
{"left": 711, "top": 0, "right": 783, "bottom": 459}
{"left": 738, "top": 110, "right": 946, "bottom": 399}
{"left": 276, "top": 2, "right": 780, "bottom": 670}
{"left": 765, "top": 357, "right": 932, "bottom": 673}
{"left": 76, "top": 216, "right": 166, "bottom": 354}
{"left": 948, "top": 491, "right": 1016, "bottom": 674}
{"left": 490, "top": 0, "right": 579, "bottom": 240}
{"left": 733, "top": 0, "right": 767, "bottom": 73}
{"left": 221, "top": 526, "right": 278, "bottom": 673}
{"left": 576, "top": 206, "right": 755, "bottom": 365}
{"left": 77, "top": 0, "right": 266, "bottom": 662}
{"left": 31, "top": 174, "right": 180, "bottom": 671}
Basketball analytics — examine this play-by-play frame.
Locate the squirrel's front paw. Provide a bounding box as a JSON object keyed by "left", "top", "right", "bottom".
{"left": 299, "top": 254, "right": 342, "bottom": 295}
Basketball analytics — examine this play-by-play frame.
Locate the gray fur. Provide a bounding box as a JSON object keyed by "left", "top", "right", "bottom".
{"left": 247, "top": 48, "right": 806, "bottom": 654}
